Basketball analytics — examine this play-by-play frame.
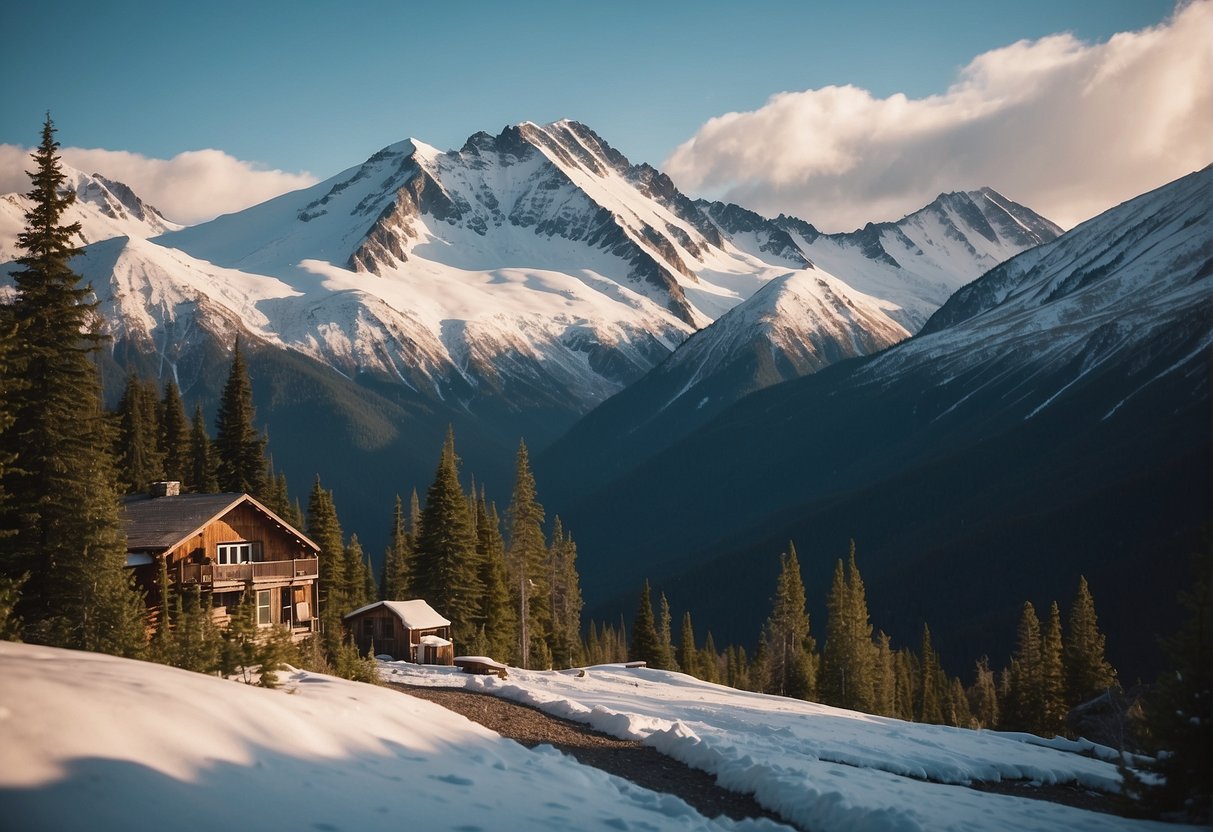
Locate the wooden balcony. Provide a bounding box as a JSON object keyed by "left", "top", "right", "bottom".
{"left": 178, "top": 557, "right": 319, "bottom": 588}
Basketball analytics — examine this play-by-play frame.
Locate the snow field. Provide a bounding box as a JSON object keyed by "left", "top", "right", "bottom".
{"left": 383, "top": 661, "right": 1196, "bottom": 832}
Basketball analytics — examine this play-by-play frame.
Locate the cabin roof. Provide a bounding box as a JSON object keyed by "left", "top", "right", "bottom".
{"left": 121, "top": 492, "right": 319, "bottom": 555}
{"left": 344, "top": 599, "right": 451, "bottom": 629}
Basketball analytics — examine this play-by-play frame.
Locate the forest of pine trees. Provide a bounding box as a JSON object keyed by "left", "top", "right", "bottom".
{"left": 624, "top": 542, "right": 1127, "bottom": 740}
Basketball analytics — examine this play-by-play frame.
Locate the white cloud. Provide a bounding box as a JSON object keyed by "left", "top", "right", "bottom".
{"left": 665, "top": 1, "right": 1213, "bottom": 231}
{"left": 0, "top": 145, "right": 317, "bottom": 226}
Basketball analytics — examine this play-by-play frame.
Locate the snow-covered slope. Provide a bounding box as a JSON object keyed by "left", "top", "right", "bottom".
{"left": 2, "top": 641, "right": 1194, "bottom": 832}
{"left": 0, "top": 166, "right": 179, "bottom": 263}
{"left": 0, "top": 642, "right": 779, "bottom": 832}
{"left": 869, "top": 164, "right": 1212, "bottom": 408}
{"left": 386, "top": 661, "right": 1192, "bottom": 832}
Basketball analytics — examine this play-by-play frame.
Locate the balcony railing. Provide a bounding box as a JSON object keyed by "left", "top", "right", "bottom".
{"left": 179, "top": 557, "right": 319, "bottom": 586}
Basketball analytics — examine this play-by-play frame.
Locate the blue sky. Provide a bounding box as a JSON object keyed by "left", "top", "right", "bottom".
{"left": 1, "top": 0, "right": 1204, "bottom": 229}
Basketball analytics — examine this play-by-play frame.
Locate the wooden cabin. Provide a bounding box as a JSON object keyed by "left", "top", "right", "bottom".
{"left": 122, "top": 482, "right": 320, "bottom": 641}
{"left": 343, "top": 600, "right": 454, "bottom": 664}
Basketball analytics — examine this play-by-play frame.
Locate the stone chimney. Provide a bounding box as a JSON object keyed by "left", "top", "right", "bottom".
{"left": 150, "top": 481, "right": 181, "bottom": 498}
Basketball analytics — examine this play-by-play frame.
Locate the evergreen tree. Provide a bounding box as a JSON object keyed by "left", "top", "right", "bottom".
{"left": 1005, "top": 602, "right": 1045, "bottom": 733}
{"left": 159, "top": 379, "right": 190, "bottom": 485}
{"left": 945, "top": 676, "right": 973, "bottom": 728}
{"left": 345, "top": 535, "right": 375, "bottom": 610}
{"left": 655, "top": 592, "right": 676, "bottom": 671}
{"left": 969, "top": 656, "right": 1000, "bottom": 730}
{"left": 149, "top": 555, "right": 177, "bottom": 663}
{"left": 0, "top": 116, "right": 146, "bottom": 655}
{"left": 505, "top": 439, "right": 548, "bottom": 667}
{"left": 631, "top": 580, "right": 660, "bottom": 665}
{"left": 700, "top": 632, "right": 720, "bottom": 683}
{"left": 1042, "top": 601, "right": 1068, "bottom": 736}
{"left": 188, "top": 402, "right": 217, "bottom": 492}
{"left": 221, "top": 581, "right": 262, "bottom": 682}
{"left": 413, "top": 429, "right": 482, "bottom": 647}
{"left": 113, "top": 373, "right": 164, "bottom": 493}
{"left": 173, "top": 585, "right": 222, "bottom": 674}
{"left": 871, "top": 631, "right": 897, "bottom": 717}
{"left": 821, "top": 545, "right": 876, "bottom": 711}
{"left": 763, "top": 543, "right": 817, "bottom": 699}
{"left": 382, "top": 495, "right": 411, "bottom": 600}
{"left": 214, "top": 338, "right": 267, "bottom": 496}
{"left": 1064, "top": 576, "right": 1117, "bottom": 707}
{"left": 893, "top": 648, "right": 916, "bottom": 721}
{"left": 307, "top": 476, "right": 347, "bottom": 654}
{"left": 546, "top": 517, "right": 583, "bottom": 668}
{"left": 475, "top": 497, "right": 515, "bottom": 662}
{"left": 917, "top": 623, "right": 945, "bottom": 723}
{"left": 679, "top": 611, "right": 699, "bottom": 678}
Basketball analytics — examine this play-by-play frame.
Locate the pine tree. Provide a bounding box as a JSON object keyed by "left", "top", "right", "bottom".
{"left": 505, "top": 439, "right": 548, "bottom": 667}
{"left": 764, "top": 543, "right": 817, "bottom": 699}
{"left": 546, "top": 517, "right": 583, "bottom": 668}
{"left": 969, "top": 656, "right": 1000, "bottom": 730}
{"left": 172, "top": 585, "right": 222, "bottom": 674}
{"left": 871, "top": 631, "right": 897, "bottom": 716}
{"left": 307, "top": 476, "right": 347, "bottom": 654}
{"left": 413, "top": 429, "right": 482, "bottom": 647}
{"left": 1064, "top": 576, "right": 1117, "bottom": 707}
{"left": 700, "top": 632, "right": 720, "bottom": 683}
{"left": 1041, "top": 601, "right": 1068, "bottom": 737}
{"left": 382, "top": 495, "right": 411, "bottom": 600}
{"left": 1005, "top": 602, "right": 1045, "bottom": 733}
{"left": 475, "top": 496, "right": 515, "bottom": 662}
{"left": 679, "top": 611, "right": 699, "bottom": 678}
{"left": 159, "top": 380, "right": 190, "bottom": 485}
{"left": 631, "top": 580, "right": 660, "bottom": 665}
{"left": 655, "top": 592, "right": 676, "bottom": 671}
{"left": 188, "top": 403, "right": 217, "bottom": 492}
{"left": 917, "top": 624, "right": 945, "bottom": 724}
{"left": 0, "top": 115, "right": 146, "bottom": 655}
{"left": 214, "top": 338, "right": 266, "bottom": 496}
{"left": 345, "top": 535, "right": 374, "bottom": 610}
{"left": 113, "top": 373, "right": 164, "bottom": 493}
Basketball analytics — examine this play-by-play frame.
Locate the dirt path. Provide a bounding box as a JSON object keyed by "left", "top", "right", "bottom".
{"left": 389, "top": 682, "right": 798, "bottom": 829}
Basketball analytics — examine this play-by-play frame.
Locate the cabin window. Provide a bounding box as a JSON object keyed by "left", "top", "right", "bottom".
{"left": 217, "top": 542, "right": 254, "bottom": 565}
{"left": 256, "top": 590, "right": 272, "bottom": 626}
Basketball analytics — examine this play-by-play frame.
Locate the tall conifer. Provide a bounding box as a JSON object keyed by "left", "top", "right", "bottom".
{"left": 1042, "top": 601, "right": 1067, "bottom": 736}
{"left": 0, "top": 115, "right": 145, "bottom": 654}
{"left": 214, "top": 338, "right": 266, "bottom": 496}
{"left": 188, "top": 403, "right": 217, "bottom": 492}
{"left": 159, "top": 380, "right": 190, "bottom": 485}
{"left": 547, "top": 516, "right": 583, "bottom": 669}
{"left": 764, "top": 543, "right": 817, "bottom": 699}
{"left": 1064, "top": 576, "right": 1117, "bottom": 706}
{"left": 505, "top": 439, "right": 547, "bottom": 667}
{"left": 382, "top": 494, "right": 411, "bottom": 600}
{"left": 679, "top": 611, "right": 699, "bottom": 678}
{"left": 475, "top": 496, "right": 515, "bottom": 661}
{"left": 631, "top": 579, "right": 660, "bottom": 665}
{"left": 413, "top": 429, "right": 482, "bottom": 647}
{"left": 1006, "top": 602, "right": 1045, "bottom": 732}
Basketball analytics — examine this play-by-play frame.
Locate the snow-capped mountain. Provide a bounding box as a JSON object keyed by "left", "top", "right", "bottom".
{"left": 0, "top": 166, "right": 179, "bottom": 263}
{"left": 0, "top": 121, "right": 1061, "bottom": 562}
{"left": 543, "top": 166, "right": 1212, "bottom": 674}
{"left": 702, "top": 187, "right": 1062, "bottom": 331}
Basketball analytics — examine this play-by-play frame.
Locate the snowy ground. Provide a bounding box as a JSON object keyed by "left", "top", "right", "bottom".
{"left": 0, "top": 642, "right": 781, "bottom": 832}
{"left": 384, "top": 661, "right": 1193, "bottom": 832}
{"left": 0, "top": 642, "right": 1195, "bottom": 832}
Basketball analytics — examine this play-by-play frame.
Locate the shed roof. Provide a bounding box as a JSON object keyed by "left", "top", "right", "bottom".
{"left": 121, "top": 492, "right": 319, "bottom": 555}
{"left": 344, "top": 600, "right": 451, "bottom": 629}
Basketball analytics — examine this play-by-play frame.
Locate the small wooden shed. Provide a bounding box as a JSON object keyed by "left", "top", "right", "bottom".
{"left": 343, "top": 600, "right": 454, "bottom": 664}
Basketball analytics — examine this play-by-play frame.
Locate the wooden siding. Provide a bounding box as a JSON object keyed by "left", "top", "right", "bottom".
{"left": 163, "top": 503, "right": 313, "bottom": 569}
